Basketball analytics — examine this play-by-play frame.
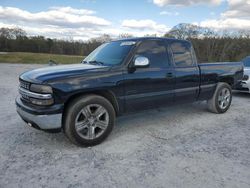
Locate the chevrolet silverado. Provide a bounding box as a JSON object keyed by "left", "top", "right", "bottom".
{"left": 16, "top": 37, "right": 244, "bottom": 146}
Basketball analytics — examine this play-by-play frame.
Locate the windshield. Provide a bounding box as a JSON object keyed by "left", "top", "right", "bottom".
{"left": 242, "top": 56, "right": 250, "bottom": 67}
{"left": 83, "top": 41, "right": 136, "bottom": 66}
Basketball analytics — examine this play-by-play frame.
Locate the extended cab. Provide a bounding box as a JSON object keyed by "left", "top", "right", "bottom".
{"left": 16, "top": 37, "right": 244, "bottom": 146}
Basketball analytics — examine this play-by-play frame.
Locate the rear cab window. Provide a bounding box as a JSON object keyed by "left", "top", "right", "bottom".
{"left": 170, "top": 41, "right": 196, "bottom": 67}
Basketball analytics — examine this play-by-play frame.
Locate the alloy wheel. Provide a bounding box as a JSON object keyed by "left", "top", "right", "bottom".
{"left": 218, "top": 88, "right": 231, "bottom": 110}
{"left": 74, "top": 104, "right": 109, "bottom": 140}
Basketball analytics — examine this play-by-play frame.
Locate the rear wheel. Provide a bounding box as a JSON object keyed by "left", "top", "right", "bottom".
{"left": 64, "top": 95, "right": 115, "bottom": 146}
{"left": 207, "top": 82, "right": 232, "bottom": 113}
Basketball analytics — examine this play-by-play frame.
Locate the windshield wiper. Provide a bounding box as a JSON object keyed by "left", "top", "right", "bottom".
{"left": 88, "top": 60, "right": 105, "bottom": 66}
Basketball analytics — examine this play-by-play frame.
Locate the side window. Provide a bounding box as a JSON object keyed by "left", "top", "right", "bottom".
{"left": 135, "top": 40, "right": 169, "bottom": 67}
{"left": 170, "top": 41, "right": 194, "bottom": 67}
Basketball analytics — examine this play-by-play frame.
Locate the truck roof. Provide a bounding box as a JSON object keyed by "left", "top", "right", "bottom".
{"left": 113, "top": 37, "right": 190, "bottom": 43}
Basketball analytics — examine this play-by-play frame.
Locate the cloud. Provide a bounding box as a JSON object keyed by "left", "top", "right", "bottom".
{"left": 222, "top": 0, "right": 250, "bottom": 18}
{"left": 153, "top": 0, "right": 222, "bottom": 6}
{"left": 49, "top": 6, "right": 96, "bottom": 15}
{"left": 160, "top": 11, "right": 179, "bottom": 16}
{"left": 121, "top": 19, "right": 170, "bottom": 34}
{"left": 0, "top": 6, "right": 170, "bottom": 40}
{"left": 0, "top": 6, "right": 114, "bottom": 40}
{"left": 200, "top": 18, "right": 250, "bottom": 29}
{"left": 0, "top": 22, "right": 104, "bottom": 40}
{"left": 200, "top": 0, "right": 250, "bottom": 30}
{"left": 0, "top": 6, "right": 111, "bottom": 28}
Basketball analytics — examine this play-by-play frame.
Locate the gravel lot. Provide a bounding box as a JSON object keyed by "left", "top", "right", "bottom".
{"left": 0, "top": 63, "right": 250, "bottom": 188}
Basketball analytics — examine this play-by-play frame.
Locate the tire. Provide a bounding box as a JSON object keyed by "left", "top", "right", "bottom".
{"left": 207, "top": 82, "right": 232, "bottom": 114}
{"left": 64, "top": 94, "right": 115, "bottom": 146}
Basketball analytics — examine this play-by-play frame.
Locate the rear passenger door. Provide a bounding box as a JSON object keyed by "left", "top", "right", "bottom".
{"left": 124, "top": 39, "right": 175, "bottom": 112}
{"left": 169, "top": 41, "right": 200, "bottom": 103}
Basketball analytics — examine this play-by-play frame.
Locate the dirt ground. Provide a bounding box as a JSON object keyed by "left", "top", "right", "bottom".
{"left": 0, "top": 63, "right": 250, "bottom": 188}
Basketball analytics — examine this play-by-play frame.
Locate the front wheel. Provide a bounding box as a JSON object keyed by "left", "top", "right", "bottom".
{"left": 207, "top": 82, "right": 232, "bottom": 114}
{"left": 64, "top": 94, "right": 115, "bottom": 146}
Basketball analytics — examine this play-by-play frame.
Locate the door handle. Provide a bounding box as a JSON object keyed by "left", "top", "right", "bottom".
{"left": 166, "top": 72, "right": 173, "bottom": 78}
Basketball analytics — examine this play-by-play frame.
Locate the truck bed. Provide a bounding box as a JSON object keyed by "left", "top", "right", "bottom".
{"left": 199, "top": 62, "right": 243, "bottom": 87}
{"left": 197, "top": 62, "right": 243, "bottom": 100}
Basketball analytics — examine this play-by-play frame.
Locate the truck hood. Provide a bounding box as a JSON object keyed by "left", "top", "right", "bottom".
{"left": 20, "top": 64, "right": 110, "bottom": 83}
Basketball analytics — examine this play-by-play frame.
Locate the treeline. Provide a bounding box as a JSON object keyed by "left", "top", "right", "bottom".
{"left": 0, "top": 28, "right": 104, "bottom": 56}
{"left": 191, "top": 37, "right": 249, "bottom": 63}
{"left": 1, "top": 25, "right": 250, "bottom": 62}
{"left": 166, "top": 23, "right": 250, "bottom": 62}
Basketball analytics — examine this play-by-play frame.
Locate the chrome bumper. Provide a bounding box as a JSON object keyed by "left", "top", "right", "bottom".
{"left": 16, "top": 106, "right": 62, "bottom": 130}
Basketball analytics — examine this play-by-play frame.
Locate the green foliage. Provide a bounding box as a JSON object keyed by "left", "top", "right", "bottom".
{"left": 0, "top": 52, "right": 84, "bottom": 64}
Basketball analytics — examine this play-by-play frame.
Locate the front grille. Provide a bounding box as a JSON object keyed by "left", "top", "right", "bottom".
{"left": 20, "top": 80, "right": 30, "bottom": 90}
{"left": 19, "top": 90, "right": 30, "bottom": 102}
{"left": 20, "top": 92, "right": 30, "bottom": 100}
{"left": 19, "top": 80, "right": 30, "bottom": 102}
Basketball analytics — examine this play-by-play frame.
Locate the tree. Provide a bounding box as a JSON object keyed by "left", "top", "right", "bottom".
{"left": 165, "top": 23, "right": 201, "bottom": 39}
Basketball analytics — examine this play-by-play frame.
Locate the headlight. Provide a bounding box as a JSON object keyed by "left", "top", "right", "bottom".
{"left": 30, "top": 84, "right": 53, "bottom": 94}
{"left": 29, "top": 98, "right": 54, "bottom": 106}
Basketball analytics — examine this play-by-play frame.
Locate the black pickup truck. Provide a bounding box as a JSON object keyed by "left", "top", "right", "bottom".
{"left": 16, "top": 37, "right": 243, "bottom": 146}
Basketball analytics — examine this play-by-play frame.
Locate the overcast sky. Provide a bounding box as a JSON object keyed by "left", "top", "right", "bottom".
{"left": 0, "top": 0, "right": 249, "bottom": 40}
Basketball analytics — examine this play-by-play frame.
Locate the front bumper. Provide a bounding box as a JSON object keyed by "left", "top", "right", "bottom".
{"left": 16, "top": 97, "right": 63, "bottom": 130}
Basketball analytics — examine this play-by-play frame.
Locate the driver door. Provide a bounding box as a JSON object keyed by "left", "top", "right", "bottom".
{"left": 123, "top": 39, "right": 175, "bottom": 112}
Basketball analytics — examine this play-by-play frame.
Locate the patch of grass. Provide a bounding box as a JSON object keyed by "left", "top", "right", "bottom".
{"left": 0, "top": 52, "right": 84, "bottom": 64}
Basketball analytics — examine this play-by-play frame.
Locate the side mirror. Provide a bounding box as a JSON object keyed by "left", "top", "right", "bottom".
{"left": 48, "top": 59, "right": 58, "bottom": 66}
{"left": 134, "top": 56, "right": 150, "bottom": 68}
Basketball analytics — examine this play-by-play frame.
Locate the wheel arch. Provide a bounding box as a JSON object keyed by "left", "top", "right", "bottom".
{"left": 63, "top": 90, "right": 119, "bottom": 114}
{"left": 218, "top": 77, "right": 234, "bottom": 87}
{"left": 62, "top": 90, "right": 119, "bottom": 131}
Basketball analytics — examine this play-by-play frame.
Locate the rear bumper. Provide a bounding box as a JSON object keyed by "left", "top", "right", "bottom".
{"left": 16, "top": 97, "right": 63, "bottom": 130}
